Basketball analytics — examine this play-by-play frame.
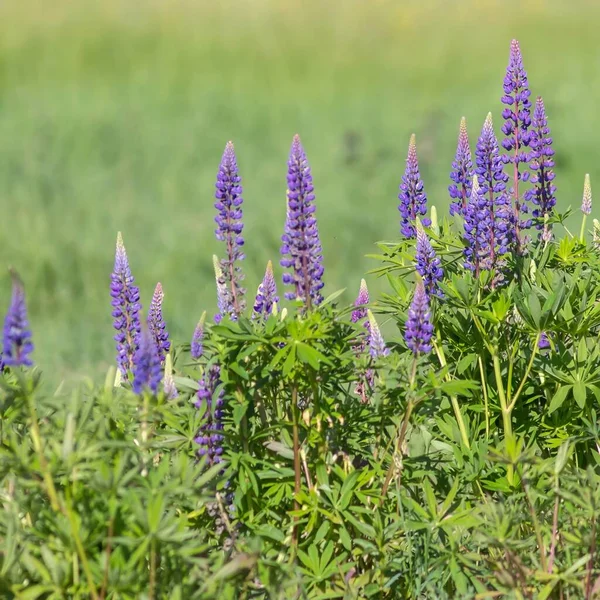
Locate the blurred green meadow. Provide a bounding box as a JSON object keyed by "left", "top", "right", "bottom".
{"left": 0, "top": 0, "right": 598, "bottom": 384}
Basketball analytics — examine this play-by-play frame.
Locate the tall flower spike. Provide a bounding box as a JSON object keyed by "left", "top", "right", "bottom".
{"left": 404, "top": 279, "right": 434, "bottom": 355}
{"left": 110, "top": 232, "right": 141, "bottom": 376}
{"left": 213, "top": 255, "right": 229, "bottom": 324}
{"left": 147, "top": 282, "right": 170, "bottom": 364}
{"left": 525, "top": 97, "right": 556, "bottom": 232}
{"left": 501, "top": 39, "right": 532, "bottom": 246}
{"left": 367, "top": 310, "right": 389, "bottom": 358}
{"left": 191, "top": 311, "right": 206, "bottom": 360}
{"left": 475, "top": 113, "right": 511, "bottom": 270}
{"left": 415, "top": 225, "right": 444, "bottom": 298}
{"left": 214, "top": 141, "right": 246, "bottom": 317}
{"left": 194, "top": 364, "right": 225, "bottom": 467}
{"left": 253, "top": 260, "right": 279, "bottom": 319}
{"left": 2, "top": 270, "right": 34, "bottom": 367}
{"left": 582, "top": 174, "right": 592, "bottom": 215}
{"left": 449, "top": 117, "right": 473, "bottom": 216}
{"left": 132, "top": 322, "right": 162, "bottom": 395}
{"left": 398, "top": 134, "right": 430, "bottom": 238}
{"left": 351, "top": 279, "right": 370, "bottom": 323}
{"left": 463, "top": 176, "right": 485, "bottom": 274}
{"left": 280, "top": 134, "right": 325, "bottom": 308}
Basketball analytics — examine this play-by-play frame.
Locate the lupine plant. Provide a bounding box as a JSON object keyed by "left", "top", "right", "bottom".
{"left": 2, "top": 38, "right": 600, "bottom": 600}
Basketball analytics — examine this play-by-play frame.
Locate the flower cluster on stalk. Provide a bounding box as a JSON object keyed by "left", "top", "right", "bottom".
{"left": 253, "top": 260, "right": 279, "bottom": 320}
{"left": 132, "top": 323, "right": 162, "bottom": 395}
{"left": 214, "top": 141, "right": 246, "bottom": 318}
{"left": 110, "top": 232, "right": 141, "bottom": 376}
{"left": 280, "top": 135, "right": 325, "bottom": 308}
{"left": 351, "top": 280, "right": 371, "bottom": 403}
{"left": 404, "top": 279, "right": 433, "bottom": 355}
{"left": 525, "top": 97, "right": 556, "bottom": 233}
{"left": 195, "top": 364, "right": 225, "bottom": 467}
{"left": 449, "top": 117, "right": 473, "bottom": 217}
{"left": 191, "top": 312, "right": 206, "bottom": 360}
{"left": 415, "top": 225, "right": 443, "bottom": 298}
{"left": 2, "top": 270, "right": 34, "bottom": 368}
{"left": 501, "top": 39, "right": 532, "bottom": 246}
{"left": 398, "top": 134, "right": 430, "bottom": 238}
{"left": 147, "top": 282, "right": 170, "bottom": 365}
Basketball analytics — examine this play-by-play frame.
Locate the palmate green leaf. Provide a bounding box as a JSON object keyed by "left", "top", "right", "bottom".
{"left": 548, "top": 385, "right": 571, "bottom": 413}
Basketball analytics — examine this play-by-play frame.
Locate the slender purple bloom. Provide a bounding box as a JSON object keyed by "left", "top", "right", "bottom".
{"left": 280, "top": 134, "right": 325, "bottom": 308}
{"left": 194, "top": 364, "right": 225, "bottom": 466}
{"left": 132, "top": 323, "right": 162, "bottom": 394}
{"left": 449, "top": 117, "right": 474, "bottom": 216}
{"left": 110, "top": 232, "right": 141, "bottom": 376}
{"left": 415, "top": 226, "right": 444, "bottom": 298}
{"left": 191, "top": 311, "right": 206, "bottom": 360}
{"left": 253, "top": 260, "right": 279, "bottom": 319}
{"left": 582, "top": 174, "right": 592, "bottom": 216}
{"left": 525, "top": 97, "right": 556, "bottom": 231}
{"left": 463, "top": 177, "right": 485, "bottom": 274}
{"left": 501, "top": 39, "right": 532, "bottom": 245}
{"left": 147, "top": 282, "right": 170, "bottom": 364}
{"left": 538, "top": 332, "right": 550, "bottom": 349}
{"left": 404, "top": 280, "right": 433, "bottom": 355}
{"left": 475, "top": 113, "right": 511, "bottom": 270}
{"left": 368, "top": 310, "right": 389, "bottom": 358}
{"left": 399, "top": 134, "right": 430, "bottom": 238}
{"left": 214, "top": 141, "right": 245, "bottom": 317}
{"left": 351, "top": 279, "right": 370, "bottom": 323}
{"left": 2, "top": 270, "right": 34, "bottom": 367}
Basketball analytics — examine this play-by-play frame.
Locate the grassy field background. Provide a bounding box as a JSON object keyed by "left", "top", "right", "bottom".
{"left": 0, "top": 0, "right": 598, "bottom": 384}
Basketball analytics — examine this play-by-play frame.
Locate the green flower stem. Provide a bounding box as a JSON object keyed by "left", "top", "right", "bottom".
{"left": 433, "top": 339, "right": 471, "bottom": 450}
{"left": 580, "top": 214, "right": 588, "bottom": 243}
{"left": 291, "top": 386, "right": 301, "bottom": 550}
{"left": 507, "top": 333, "right": 540, "bottom": 413}
{"left": 478, "top": 356, "right": 490, "bottom": 438}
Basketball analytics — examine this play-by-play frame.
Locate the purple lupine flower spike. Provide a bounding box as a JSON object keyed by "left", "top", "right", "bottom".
{"left": 463, "top": 176, "right": 484, "bottom": 275}
{"left": 214, "top": 141, "right": 246, "bottom": 318}
{"left": 501, "top": 39, "right": 532, "bottom": 248}
{"left": 253, "top": 260, "right": 279, "bottom": 319}
{"left": 525, "top": 97, "right": 556, "bottom": 233}
{"left": 398, "top": 134, "right": 430, "bottom": 238}
{"left": 195, "top": 364, "right": 225, "bottom": 466}
{"left": 404, "top": 279, "right": 434, "bottom": 355}
{"left": 475, "top": 113, "right": 511, "bottom": 272}
{"left": 147, "top": 282, "right": 170, "bottom": 364}
{"left": 582, "top": 174, "right": 592, "bottom": 215}
{"left": 110, "top": 232, "right": 141, "bottom": 376}
{"left": 132, "top": 323, "right": 162, "bottom": 394}
{"left": 2, "top": 270, "right": 34, "bottom": 367}
{"left": 351, "top": 279, "right": 369, "bottom": 323}
{"left": 415, "top": 224, "right": 444, "bottom": 298}
{"left": 449, "top": 117, "right": 473, "bottom": 216}
{"left": 367, "top": 310, "right": 389, "bottom": 358}
{"left": 191, "top": 311, "right": 206, "bottom": 360}
{"left": 213, "top": 255, "right": 229, "bottom": 324}
{"left": 280, "top": 134, "right": 325, "bottom": 309}
{"left": 538, "top": 332, "right": 550, "bottom": 349}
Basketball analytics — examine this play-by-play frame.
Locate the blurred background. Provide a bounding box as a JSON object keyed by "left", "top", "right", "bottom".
{"left": 0, "top": 0, "right": 598, "bottom": 385}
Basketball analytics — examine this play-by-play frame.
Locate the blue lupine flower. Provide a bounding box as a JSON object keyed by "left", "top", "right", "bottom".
{"left": 191, "top": 311, "right": 206, "bottom": 360}
{"left": 404, "top": 280, "right": 433, "bottom": 355}
{"left": 501, "top": 39, "right": 532, "bottom": 246}
{"left": 194, "top": 364, "right": 225, "bottom": 466}
{"left": 147, "top": 282, "right": 170, "bottom": 364}
{"left": 214, "top": 141, "right": 246, "bottom": 317}
{"left": 415, "top": 225, "right": 444, "bottom": 298}
{"left": 399, "top": 134, "right": 430, "bottom": 238}
{"left": 449, "top": 117, "right": 473, "bottom": 217}
{"left": 280, "top": 135, "right": 325, "bottom": 308}
{"left": 132, "top": 323, "right": 162, "bottom": 394}
{"left": 253, "top": 260, "right": 279, "bottom": 319}
{"left": 110, "top": 232, "right": 141, "bottom": 376}
{"left": 2, "top": 270, "right": 34, "bottom": 367}
{"left": 525, "top": 97, "right": 556, "bottom": 232}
